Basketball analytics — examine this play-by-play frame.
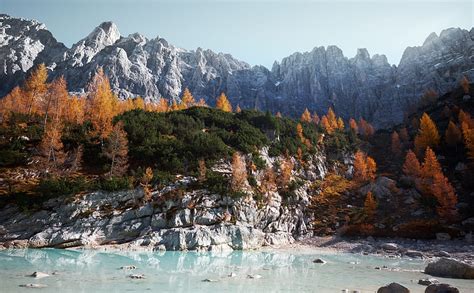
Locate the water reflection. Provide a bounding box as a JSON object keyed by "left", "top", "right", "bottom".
{"left": 0, "top": 249, "right": 472, "bottom": 293}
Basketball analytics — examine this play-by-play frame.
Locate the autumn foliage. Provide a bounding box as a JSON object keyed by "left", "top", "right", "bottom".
{"left": 216, "top": 92, "right": 233, "bottom": 112}
{"left": 364, "top": 191, "right": 377, "bottom": 221}
{"left": 353, "top": 151, "right": 376, "bottom": 182}
{"left": 414, "top": 113, "right": 440, "bottom": 155}
{"left": 231, "top": 152, "right": 247, "bottom": 192}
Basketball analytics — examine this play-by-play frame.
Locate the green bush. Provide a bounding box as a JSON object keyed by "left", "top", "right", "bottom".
{"left": 37, "top": 176, "right": 90, "bottom": 199}
{"left": 98, "top": 176, "right": 134, "bottom": 192}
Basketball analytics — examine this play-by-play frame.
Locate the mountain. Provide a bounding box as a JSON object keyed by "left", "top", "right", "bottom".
{"left": 1, "top": 14, "right": 473, "bottom": 127}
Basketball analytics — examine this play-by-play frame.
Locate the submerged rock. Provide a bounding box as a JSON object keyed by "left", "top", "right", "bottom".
{"left": 129, "top": 274, "right": 145, "bottom": 279}
{"left": 120, "top": 265, "right": 137, "bottom": 270}
{"left": 418, "top": 278, "right": 439, "bottom": 286}
{"left": 19, "top": 284, "right": 48, "bottom": 288}
{"left": 247, "top": 274, "right": 263, "bottom": 279}
{"left": 313, "top": 258, "right": 327, "bottom": 264}
{"left": 425, "top": 258, "right": 474, "bottom": 279}
{"left": 381, "top": 243, "right": 398, "bottom": 251}
{"left": 425, "top": 284, "right": 459, "bottom": 293}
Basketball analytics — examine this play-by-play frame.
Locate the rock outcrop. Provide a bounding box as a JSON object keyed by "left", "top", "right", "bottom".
{"left": 424, "top": 258, "right": 474, "bottom": 279}
{"left": 1, "top": 14, "right": 473, "bottom": 127}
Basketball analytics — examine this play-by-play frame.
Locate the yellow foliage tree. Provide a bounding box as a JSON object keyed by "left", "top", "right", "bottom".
{"left": 353, "top": 151, "right": 367, "bottom": 181}
{"left": 349, "top": 118, "right": 358, "bottom": 134}
{"left": 366, "top": 156, "right": 377, "bottom": 181}
{"left": 104, "top": 121, "right": 129, "bottom": 177}
{"left": 337, "top": 117, "right": 344, "bottom": 130}
{"left": 300, "top": 108, "right": 311, "bottom": 123}
{"left": 24, "top": 63, "right": 48, "bottom": 116}
{"left": 87, "top": 68, "right": 117, "bottom": 141}
{"left": 141, "top": 167, "right": 154, "bottom": 202}
{"left": 231, "top": 152, "right": 247, "bottom": 191}
{"left": 235, "top": 104, "right": 242, "bottom": 113}
{"left": 216, "top": 93, "right": 232, "bottom": 112}
{"left": 460, "top": 76, "right": 470, "bottom": 94}
{"left": 312, "top": 112, "right": 320, "bottom": 125}
{"left": 414, "top": 113, "right": 440, "bottom": 155}
{"left": 296, "top": 123, "right": 304, "bottom": 143}
{"left": 180, "top": 88, "right": 195, "bottom": 109}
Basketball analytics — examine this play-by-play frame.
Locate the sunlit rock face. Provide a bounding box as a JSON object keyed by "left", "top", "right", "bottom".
{"left": 1, "top": 14, "right": 473, "bottom": 127}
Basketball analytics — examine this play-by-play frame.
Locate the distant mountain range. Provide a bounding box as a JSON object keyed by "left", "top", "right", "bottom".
{"left": 1, "top": 14, "right": 473, "bottom": 127}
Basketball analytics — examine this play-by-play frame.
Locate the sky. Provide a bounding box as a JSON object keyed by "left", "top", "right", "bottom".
{"left": 2, "top": 0, "right": 473, "bottom": 68}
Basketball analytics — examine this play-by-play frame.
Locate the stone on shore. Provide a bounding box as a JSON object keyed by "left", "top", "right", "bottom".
{"left": 247, "top": 274, "right": 263, "bottom": 279}
{"left": 129, "top": 274, "right": 145, "bottom": 279}
{"left": 425, "top": 258, "right": 474, "bottom": 279}
{"left": 405, "top": 250, "right": 424, "bottom": 258}
{"left": 425, "top": 283, "right": 459, "bottom": 293}
{"left": 313, "top": 258, "right": 327, "bottom": 264}
{"left": 435, "top": 233, "right": 451, "bottom": 241}
{"left": 377, "top": 282, "right": 410, "bottom": 293}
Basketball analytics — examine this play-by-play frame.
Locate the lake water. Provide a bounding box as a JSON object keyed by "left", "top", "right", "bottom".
{"left": 0, "top": 249, "right": 472, "bottom": 292}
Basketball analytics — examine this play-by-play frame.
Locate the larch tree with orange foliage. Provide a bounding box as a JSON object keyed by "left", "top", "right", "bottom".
{"left": 327, "top": 108, "right": 339, "bottom": 130}
{"left": 312, "top": 112, "right": 320, "bottom": 125}
{"left": 321, "top": 115, "right": 332, "bottom": 133}
{"left": 458, "top": 110, "right": 473, "bottom": 128}
{"left": 300, "top": 108, "right": 311, "bottom": 123}
{"left": 39, "top": 122, "right": 65, "bottom": 176}
{"left": 445, "top": 121, "right": 462, "bottom": 148}
{"left": 64, "top": 96, "right": 86, "bottom": 124}
{"left": 364, "top": 191, "right": 377, "bottom": 221}
{"left": 358, "top": 118, "right": 375, "bottom": 138}
{"left": 296, "top": 123, "right": 305, "bottom": 143}
{"left": 414, "top": 113, "right": 440, "bottom": 155}
{"left": 24, "top": 63, "right": 48, "bottom": 116}
{"left": 432, "top": 172, "right": 457, "bottom": 221}
{"left": 133, "top": 97, "right": 145, "bottom": 110}
{"left": 366, "top": 156, "right": 377, "bottom": 181}
{"left": 87, "top": 68, "right": 118, "bottom": 142}
{"left": 402, "top": 150, "right": 421, "bottom": 178}
{"left": 349, "top": 118, "right": 358, "bottom": 134}
{"left": 337, "top": 117, "right": 344, "bottom": 130}
{"left": 104, "top": 121, "right": 129, "bottom": 178}
{"left": 216, "top": 93, "right": 232, "bottom": 112}
{"left": 391, "top": 131, "right": 402, "bottom": 156}
{"left": 235, "top": 105, "right": 242, "bottom": 113}
{"left": 462, "top": 121, "right": 474, "bottom": 160}
{"left": 421, "top": 147, "right": 442, "bottom": 179}
{"left": 231, "top": 152, "right": 247, "bottom": 192}
{"left": 141, "top": 167, "right": 154, "bottom": 202}
{"left": 44, "top": 77, "right": 68, "bottom": 129}
{"left": 279, "top": 156, "right": 294, "bottom": 188}
{"left": 353, "top": 151, "right": 367, "bottom": 181}
{"left": 198, "top": 159, "right": 207, "bottom": 183}
{"left": 180, "top": 88, "right": 195, "bottom": 109}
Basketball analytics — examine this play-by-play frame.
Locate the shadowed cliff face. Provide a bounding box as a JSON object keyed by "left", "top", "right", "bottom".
{"left": 1, "top": 14, "right": 473, "bottom": 127}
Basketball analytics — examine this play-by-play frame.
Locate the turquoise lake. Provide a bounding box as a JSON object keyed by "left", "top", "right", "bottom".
{"left": 0, "top": 249, "right": 473, "bottom": 292}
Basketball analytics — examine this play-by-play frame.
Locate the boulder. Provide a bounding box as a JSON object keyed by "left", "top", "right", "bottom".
{"left": 425, "top": 258, "right": 474, "bottom": 279}
{"left": 418, "top": 278, "right": 439, "bottom": 286}
{"left": 381, "top": 243, "right": 398, "bottom": 251}
{"left": 434, "top": 251, "right": 450, "bottom": 258}
{"left": 30, "top": 272, "right": 49, "bottom": 278}
{"left": 377, "top": 282, "right": 410, "bottom": 293}
{"left": 435, "top": 233, "right": 451, "bottom": 241}
{"left": 425, "top": 284, "right": 459, "bottom": 293}
{"left": 405, "top": 250, "right": 424, "bottom": 258}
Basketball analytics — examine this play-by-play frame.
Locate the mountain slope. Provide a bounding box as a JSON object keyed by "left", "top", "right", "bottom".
{"left": 1, "top": 14, "right": 473, "bottom": 127}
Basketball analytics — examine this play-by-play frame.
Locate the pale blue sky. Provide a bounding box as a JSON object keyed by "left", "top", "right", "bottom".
{"left": 2, "top": 0, "right": 473, "bottom": 68}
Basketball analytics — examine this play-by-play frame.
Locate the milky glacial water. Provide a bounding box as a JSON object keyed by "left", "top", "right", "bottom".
{"left": 0, "top": 249, "right": 473, "bottom": 293}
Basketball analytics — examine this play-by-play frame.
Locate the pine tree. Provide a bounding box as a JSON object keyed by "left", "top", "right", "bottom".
{"left": 24, "top": 63, "right": 48, "bottom": 116}
{"left": 231, "top": 152, "right": 247, "bottom": 191}
{"left": 87, "top": 68, "right": 117, "bottom": 141}
{"left": 364, "top": 191, "right": 377, "bottom": 221}
{"left": 216, "top": 93, "right": 232, "bottom": 112}
{"left": 445, "top": 121, "right": 462, "bottom": 148}
{"left": 353, "top": 151, "right": 367, "bottom": 181}
{"left": 300, "top": 108, "right": 311, "bottom": 123}
{"left": 414, "top": 113, "right": 440, "bottom": 155}
{"left": 349, "top": 118, "right": 358, "bottom": 134}
{"left": 391, "top": 131, "right": 402, "bottom": 156}
{"left": 460, "top": 76, "right": 470, "bottom": 94}
{"left": 459, "top": 110, "right": 474, "bottom": 128}
{"left": 104, "top": 121, "right": 129, "bottom": 177}
{"left": 402, "top": 150, "right": 421, "bottom": 178}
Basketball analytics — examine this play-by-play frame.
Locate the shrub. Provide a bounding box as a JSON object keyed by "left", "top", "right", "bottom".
{"left": 98, "top": 176, "right": 134, "bottom": 191}
{"left": 37, "top": 176, "right": 89, "bottom": 199}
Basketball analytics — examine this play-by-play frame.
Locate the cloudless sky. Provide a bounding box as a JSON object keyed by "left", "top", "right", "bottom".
{"left": 2, "top": 0, "right": 473, "bottom": 68}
